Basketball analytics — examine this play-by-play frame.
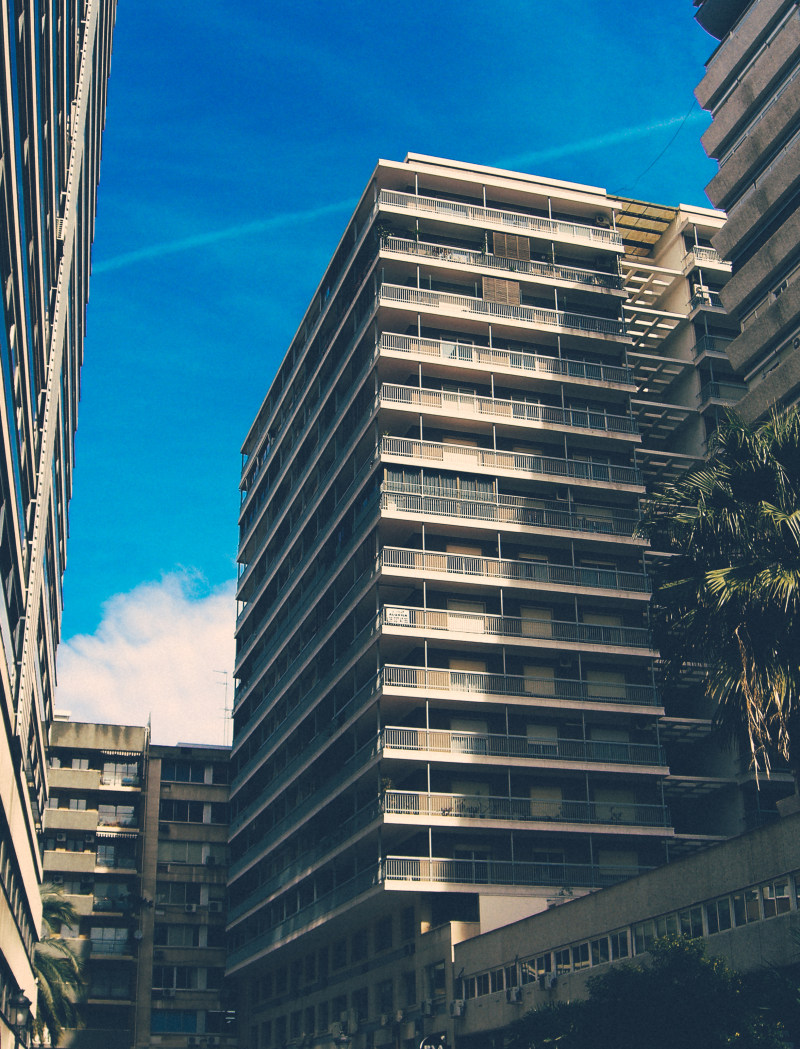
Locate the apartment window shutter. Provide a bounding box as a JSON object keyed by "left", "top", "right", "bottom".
{"left": 493, "top": 232, "right": 530, "bottom": 262}
{"left": 482, "top": 276, "right": 521, "bottom": 305}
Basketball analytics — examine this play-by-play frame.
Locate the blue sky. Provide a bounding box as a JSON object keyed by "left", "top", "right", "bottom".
{"left": 57, "top": 1, "right": 721, "bottom": 740}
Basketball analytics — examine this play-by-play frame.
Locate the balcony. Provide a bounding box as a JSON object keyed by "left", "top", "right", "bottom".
{"left": 382, "top": 790, "right": 670, "bottom": 828}
{"left": 379, "top": 384, "right": 638, "bottom": 437}
{"left": 381, "top": 547, "right": 650, "bottom": 595}
{"left": 683, "top": 245, "right": 730, "bottom": 270}
{"left": 382, "top": 726, "right": 666, "bottom": 768}
{"left": 378, "top": 189, "right": 623, "bottom": 249}
{"left": 381, "top": 236, "right": 623, "bottom": 290}
{"left": 690, "top": 287, "right": 725, "bottom": 310}
{"left": 383, "top": 855, "right": 652, "bottom": 890}
{"left": 382, "top": 665, "right": 661, "bottom": 708}
{"left": 381, "top": 483, "right": 643, "bottom": 540}
{"left": 698, "top": 379, "right": 746, "bottom": 405}
{"left": 380, "top": 436, "right": 642, "bottom": 488}
{"left": 379, "top": 332, "right": 634, "bottom": 387}
{"left": 379, "top": 284, "right": 627, "bottom": 339}
{"left": 692, "top": 334, "right": 733, "bottom": 359}
{"left": 380, "top": 605, "right": 653, "bottom": 651}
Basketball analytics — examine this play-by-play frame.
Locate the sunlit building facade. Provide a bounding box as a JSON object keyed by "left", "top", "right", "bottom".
{"left": 0, "top": 1, "right": 118, "bottom": 1044}
{"left": 228, "top": 155, "right": 778, "bottom": 1049}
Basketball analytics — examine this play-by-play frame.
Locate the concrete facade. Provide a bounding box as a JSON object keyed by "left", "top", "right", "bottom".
{"left": 695, "top": 0, "right": 800, "bottom": 418}
{"left": 452, "top": 811, "right": 800, "bottom": 1047}
{"left": 44, "top": 724, "right": 236, "bottom": 1049}
{"left": 227, "top": 155, "right": 778, "bottom": 1049}
{"left": 0, "top": 1, "right": 118, "bottom": 1045}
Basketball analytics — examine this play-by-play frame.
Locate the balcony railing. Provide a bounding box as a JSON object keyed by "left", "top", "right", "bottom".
{"left": 383, "top": 790, "right": 670, "bottom": 827}
{"left": 381, "top": 605, "right": 652, "bottom": 649}
{"left": 690, "top": 288, "right": 724, "bottom": 310}
{"left": 90, "top": 939, "right": 132, "bottom": 956}
{"left": 693, "top": 334, "right": 733, "bottom": 359}
{"left": 381, "top": 546, "right": 650, "bottom": 594}
{"left": 379, "top": 384, "right": 638, "bottom": 435}
{"left": 378, "top": 189, "right": 623, "bottom": 248}
{"left": 382, "top": 726, "right": 666, "bottom": 767}
{"left": 379, "top": 332, "right": 634, "bottom": 386}
{"left": 383, "top": 855, "right": 652, "bottom": 889}
{"left": 379, "top": 284, "right": 627, "bottom": 337}
{"left": 382, "top": 664, "right": 660, "bottom": 707}
{"left": 684, "top": 245, "right": 727, "bottom": 266}
{"left": 698, "top": 380, "right": 746, "bottom": 404}
{"left": 382, "top": 236, "right": 622, "bottom": 289}
{"left": 381, "top": 482, "right": 642, "bottom": 538}
{"left": 380, "top": 436, "right": 642, "bottom": 487}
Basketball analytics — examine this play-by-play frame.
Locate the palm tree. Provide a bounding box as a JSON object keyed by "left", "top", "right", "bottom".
{"left": 33, "top": 885, "right": 86, "bottom": 1046}
{"left": 639, "top": 408, "right": 800, "bottom": 784}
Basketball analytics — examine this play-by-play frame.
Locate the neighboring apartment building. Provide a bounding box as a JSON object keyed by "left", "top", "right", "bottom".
{"left": 694, "top": 0, "right": 800, "bottom": 418}
{"left": 452, "top": 809, "right": 800, "bottom": 1049}
{"left": 43, "top": 722, "right": 235, "bottom": 1049}
{"left": 228, "top": 155, "right": 783, "bottom": 1049}
{"left": 0, "top": 0, "right": 119, "bottom": 1042}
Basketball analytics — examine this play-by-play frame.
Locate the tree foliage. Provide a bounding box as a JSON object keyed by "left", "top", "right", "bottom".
{"left": 638, "top": 408, "right": 800, "bottom": 781}
{"left": 505, "top": 938, "right": 791, "bottom": 1049}
{"left": 33, "top": 885, "right": 86, "bottom": 1046}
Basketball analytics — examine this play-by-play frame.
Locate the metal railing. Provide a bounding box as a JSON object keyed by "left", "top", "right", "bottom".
{"left": 380, "top": 436, "right": 641, "bottom": 486}
{"left": 684, "top": 245, "right": 726, "bottom": 266}
{"left": 380, "top": 482, "right": 642, "bottom": 538}
{"left": 382, "top": 726, "right": 665, "bottom": 766}
{"left": 90, "top": 938, "right": 131, "bottom": 955}
{"left": 379, "top": 383, "right": 637, "bottom": 435}
{"left": 690, "top": 288, "right": 724, "bottom": 309}
{"left": 382, "top": 664, "right": 660, "bottom": 706}
{"left": 379, "top": 283, "right": 626, "bottom": 337}
{"left": 379, "top": 332, "right": 633, "bottom": 385}
{"left": 698, "top": 380, "right": 746, "bottom": 404}
{"left": 383, "top": 855, "right": 652, "bottom": 889}
{"left": 382, "top": 236, "right": 622, "bottom": 289}
{"left": 383, "top": 790, "right": 669, "bottom": 827}
{"left": 693, "top": 334, "right": 733, "bottom": 359}
{"left": 381, "top": 605, "right": 652, "bottom": 649}
{"left": 381, "top": 546, "right": 650, "bottom": 593}
{"left": 379, "top": 189, "right": 623, "bottom": 248}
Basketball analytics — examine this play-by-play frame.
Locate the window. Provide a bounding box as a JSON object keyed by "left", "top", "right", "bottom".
{"left": 159, "top": 799, "right": 204, "bottom": 823}
{"left": 401, "top": 906, "right": 415, "bottom": 942}
{"left": 155, "top": 881, "right": 201, "bottom": 905}
{"left": 151, "top": 1011, "right": 197, "bottom": 1034}
{"left": 154, "top": 924, "right": 200, "bottom": 948}
{"left": 351, "top": 927, "right": 368, "bottom": 961}
{"left": 352, "top": 987, "right": 368, "bottom": 1022}
{"left": 403, "top": 970, "right": 417, "bottom": 1005}
{"left": 762, "top": 879, "right": 791, "bottom": 918}
{"left": 610, "top": 930, "right": 629, "bottom": 960}
{"left": 427, "top": 961, "right": 446, "bottom": 998}
{"left": 733, "top": 889, "right": 761, "bottom": 925}
{"left": 332, "top": 938, "right": 347, "bottom": 969}
{"left": 374, "top": 914, "right": 393, "bottom": 951}
{"left": 555, "top": 949, "right": 571, "bottom": 975}
{"left": 572, "top": 942, "right": 590, "bottom": 970}
{"left": 490, "top": 969, "right": 504, "bottom": 992}
{"left": 161, "top": 760, "right": 205, "bottom": 783}
{"left": 377, "top": 979, "right": 393, "bottom": 1013}
{"left": 505, "top": 964, "right": 518, "bottom": 988}
{"left": 706, "top": 896, "right": 732, "bottom": 935}
{"left": 317, "top": 1003, "right": 328, "bottom": 1034}
{"left": 591, "top": 937, "right": 609, "bottom": 966}
{"left": 475, "top": 972, "right": 489, "bottom": 996}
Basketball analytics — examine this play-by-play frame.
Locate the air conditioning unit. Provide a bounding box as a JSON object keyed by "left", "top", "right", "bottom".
{"left": 380, "top": 1015, "right": 389, "bottom": 1028}
{"left": 595, "top": 213, "right": 612, "bottom": 228}
{"left": 209, "top": 901, "right": 223, "bottom": 913}
{"left": 394, "top": 1011, "right": 404, "bottom": 1024}
{"left": 450, "top": 999, "right": 465, "bottom": 1017}
{"left": 330, "top": 1023, "right": 343, "bottom": 1040}
{"left": 506, "top": 986, "right": 522, "bottom": 1003}
{"left": 185, "top": 903, "right": 198, "bottom": 914}
{"left": 51, "top": 874, "right": 64, "bottom": 885}
{"left": 421, "top": 1000, "right": 433, "bottom": 1017}
{"left": 56, "top": 831, "right": 67, "bottom": 843}
{"left": 544, "top": 973, "right": 558, "bottom": 991}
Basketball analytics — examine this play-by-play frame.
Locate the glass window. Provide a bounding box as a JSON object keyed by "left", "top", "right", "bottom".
{"left": 591, "top": 937, "right": 610, "bottom": 966}
{"left": 555, "top": 949, "right": 571, "bottom": 975}
{"left": 377, "top": 979, "right": 393, "bottom": 1013}
{"left": 762, "top": 880, "right": 791, "bottom": 918}
{"left": 610, "top": 930, "right": 629, "bottom": 960}
{"left": 633, "top": 921, "right": 655, "bottom": 955}
{"left": 475, "top": 973, "right": 489, "bottom": 996}
{"left": 490, "top": 969, "right": 503, "bottom": 992}
{"left": 505, "top": 964, "right": 518, "bottom": 989}
{"left": 572, "top": 942, "right": 590, "bottom": 970}
{"left": 150, "top": 1011, "right": 197, "bottom": 1034}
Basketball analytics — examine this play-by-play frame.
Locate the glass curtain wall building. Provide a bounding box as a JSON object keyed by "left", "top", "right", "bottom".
{"left": 0, "top": 0, "right": 117, "bottom": 1042}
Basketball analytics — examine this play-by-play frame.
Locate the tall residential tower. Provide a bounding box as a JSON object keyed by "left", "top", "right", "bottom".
{"left": 228, "top": 156, "right": 763, "bottom": 1049}
{"left": 0, "top": 0, "right": 118, "bottom": 1042}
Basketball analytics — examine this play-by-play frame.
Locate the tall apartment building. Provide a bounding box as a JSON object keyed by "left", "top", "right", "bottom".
{"left": 44, "top": 722, "right": 235, "bottom": 1049}
{"left": 0, "top": 1, "right": 118, "bottom": 1043}
{"left": 694, "top": 0, "right": 800, "bottom": 418}
{"left": 228, "top": 155, "right": 781, "bottom": 1049}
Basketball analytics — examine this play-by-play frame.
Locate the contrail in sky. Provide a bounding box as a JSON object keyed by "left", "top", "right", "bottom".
{"left": 496, "top": 110, "right": 708, "bottom": 170}
{"left": 92, "top": 198, "right": 358, "bottom": 274}
{"left": 95, "top": 112, "right": 708, "bottom": 275}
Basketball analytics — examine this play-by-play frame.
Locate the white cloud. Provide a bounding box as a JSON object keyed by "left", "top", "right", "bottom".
{"left": 56, "top": 572, "right": 236, "bottom": 747}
